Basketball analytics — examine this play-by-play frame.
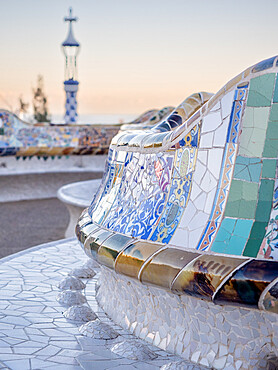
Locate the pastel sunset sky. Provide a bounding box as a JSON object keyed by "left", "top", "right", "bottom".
{"left": 0, "top": 0, "right": 277, "bottom": 118}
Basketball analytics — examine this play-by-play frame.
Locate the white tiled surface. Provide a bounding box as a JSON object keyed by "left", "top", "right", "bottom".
{"left": 0, "top": 238, "right": 204, "bottom": 370}
{"left": 98, "top": 266, "right": 278, "bottom": 370}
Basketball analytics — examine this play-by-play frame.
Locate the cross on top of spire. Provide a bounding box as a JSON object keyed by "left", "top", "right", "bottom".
{"left": 64, "top": 7, "right": 78, "bottom": 23}
{"left": 62, "top": 7, "right": 80, "bottom": 47}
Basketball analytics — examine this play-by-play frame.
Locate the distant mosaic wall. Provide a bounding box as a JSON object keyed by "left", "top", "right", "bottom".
{"left": 0, "top": 110, "right": 119, "bottom": 156}
{"left": 0, "top": 105, "right": 185, "bottom": 157}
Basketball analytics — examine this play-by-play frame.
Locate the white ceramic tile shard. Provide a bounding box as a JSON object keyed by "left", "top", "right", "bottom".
{"left": 201, "top": 111, "right": 222, "bottom": 133}
{"left": 199, "top": 132, "right": 214, "bottom": 149}
{"left": 207, "top": 147, "right": 224, "bottom": 179}
{"left": 0, "top": 238, "right": 206, "bottom": 370}
{"left": 221, "top": 90, "right": 235, "bottom": 119}
{"left": 213, "top": 116, "right": 230, "bottom": 147}
{"left": 170, "top": 228, "right": 189, "bottom": 248}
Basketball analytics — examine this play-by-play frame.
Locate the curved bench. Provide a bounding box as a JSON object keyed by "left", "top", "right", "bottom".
{"left": 0, "top": 110, "right": 121, "bottom": 156}
{"left": 76, "top": 57, "right": 278, "bottom": 368}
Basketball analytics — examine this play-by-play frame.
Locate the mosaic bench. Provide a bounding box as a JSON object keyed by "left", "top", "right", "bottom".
{"left": 0, "top": 108, "right": 168, "bottom": 157}
{"left": 76, "top": 57, "right": 278, "bottom": 369}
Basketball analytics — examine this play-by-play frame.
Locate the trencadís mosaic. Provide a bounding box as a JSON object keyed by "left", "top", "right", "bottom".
{"left": 77, "top": 56, "right": 278, "bottom": 314}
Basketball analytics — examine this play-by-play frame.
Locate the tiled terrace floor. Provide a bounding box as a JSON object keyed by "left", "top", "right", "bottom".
{"left": 0, "top": 238, "right": 205, "bottom": 370}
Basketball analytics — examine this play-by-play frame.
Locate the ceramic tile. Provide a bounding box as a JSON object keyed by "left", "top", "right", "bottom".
{"left": 97, "top": 234, "right": 133, "bottom": 269}
{"left": 84, "top": 229, "right": 112, "bottom": 259}
{"left": 247, "top": 73, "right": 276, "bottom": 107}
{"left": 221, "top": 90, "right": 236, "bottom": 118}
{"left": 224, "top": 180, "right": 258, "bottom": 219}
{"left": 141, "top": 248, "right": 200, "bottom": 289}
{"left": 251, "top": 57, "right": 275, "bottom": 73}
{"left": 214, "top": 260, "right": 278, "bottom": 308}
{"left": 201, "top": 111, "right": 222, "bottom": 133}
{"left": 260, "top": 278, "right": 278, "bottom": 313}
{"left": 199, "top": 132, "right": 213, "bottom": 149}
{"left": 213, "top": 117, "right": 229, "bottom": 147}
{"left": 262, "top": 159, "right": 277, "bottom": 179}
{"left": 172, "top": 254, "right": 245, "bottom": 299}
{"left": 115, "top": 242, "right": 163, "bottom": 278}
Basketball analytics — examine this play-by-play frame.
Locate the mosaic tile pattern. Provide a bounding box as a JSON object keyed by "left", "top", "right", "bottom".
{"left": 0, "top": 106, "right": 174, "bottom": 158}
{"left": 0, "top": 239, "right": 203, "bottom": 370}
{"left": 98, "top": 265, "right": 278, "bottom": 369}
{"left": 82, "top": 56, "right": 278, "bottom": 261}
{"left": 0, "top": 109, "right": 120, "bottom": 156}
{"left": 75, "top": 58, "right": 278, "bottom": 324}
{"left": 73, "top": 56, "right": 278, "bottom": 369}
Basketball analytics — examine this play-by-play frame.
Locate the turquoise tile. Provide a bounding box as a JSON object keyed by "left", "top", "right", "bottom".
{"left": 255, "top": 200, "right": 273, "bottom": 223}
{"left": 258, "top": 179, "right": 275, "bottom": 201}
{"left": 263, "top": 138, "right": 278, "bottom": 158}
{"left": 234, "top": 162, "right": 251, "bottom": 181}
{"left": 269, "top": 103, "right": 278, "bottom": 121}
{"left": 227, "top": 235, "right": 247, "bottom": 255}
{"left": 262, "top": 159, "right": 277, "bottom": 178}
{"left": 235, "top": 156, "right": 249, "bottom": 165}
{"left": 234, "top": 156, "right": 261, "bottom": 183}
{"left": 266, "top": 122, "right": 278, "bottom": 139}
{"left": 221, "top": 217, "right": 237, "bottom": 232}
{"left": 215, "top": 227, "right": 232, "bottom": 242}
{"left": 247, "top": 74, "right": 276, "bottom": 107}
{"left": 225, "top": 179, "right": 258, "bottom": 218}
{"left": 211, "top": 218, "right": 235, "bottom": 253}
{"left": 211, "top": 241, "right": 227, "bottom": 253}
{"left": 248, "top": 158, "right": 262, "bottom": 183}
{"left": 239, "top": 200, "right": 257, "bottom": 219}
{"left": 233, "top": 219, "right": 253, "bottom": 238}
{"left": 273, "top": 77, "right": 278, "bottom": 103}
{"left": 242, "top": 181, "right": 259, "bottom": 201}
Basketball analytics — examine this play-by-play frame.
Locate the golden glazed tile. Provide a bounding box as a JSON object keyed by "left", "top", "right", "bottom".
{"left": 83, "top": 227, "right": 110, "bottom": 258}
{"left": 141, "top": 248, "right": 200, "bottom": 289}
{"left": 97, "top": 233, "right": 133, "bottom": 269}
{"left": 115, "top": 241, "right": 163, "bottom": 278}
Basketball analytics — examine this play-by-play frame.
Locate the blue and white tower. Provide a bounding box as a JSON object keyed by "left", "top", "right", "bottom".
{"left": 62, "top": 8, "right": 80, "bottom": 124}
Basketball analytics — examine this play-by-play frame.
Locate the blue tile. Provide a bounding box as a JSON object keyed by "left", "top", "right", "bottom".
{"left": 233, "top": 219, "right": 253, "bottom": 238}
{"left": 252, "top": 56, "right": 276, "bottom": 73}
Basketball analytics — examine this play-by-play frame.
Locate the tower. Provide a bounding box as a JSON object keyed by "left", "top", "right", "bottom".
{"left": 62, "top": 8, "right": 80, "bottom": 124}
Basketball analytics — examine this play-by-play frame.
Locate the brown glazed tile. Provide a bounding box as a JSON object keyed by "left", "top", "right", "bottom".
{"left": 115, "top": 241, "right": 163, "bottom": 278}
{"left": 97, "top": 233, "right": 133, "bottom": 269}
{"left": 141, "top": 248, "right": 200, "bottom": 289}
{"left": 171, "top": 254, "right": 245, "bottom": 300}
{"left": 84, "top": 228, "right": 111, "bottom": 259}
{"left": 214, "top": 260, "right": 278, "bottom": 308}
{"left": 260, "top": 278, "right": 278, "bottom": 314}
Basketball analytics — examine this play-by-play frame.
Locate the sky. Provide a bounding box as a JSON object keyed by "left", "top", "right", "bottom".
{"left": 0, "top": 0, "right": 278, "bottom": 118}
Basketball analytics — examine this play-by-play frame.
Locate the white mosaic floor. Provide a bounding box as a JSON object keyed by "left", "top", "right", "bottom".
{"left": 0, "top": 238, "right": 206, "bottom": 370}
